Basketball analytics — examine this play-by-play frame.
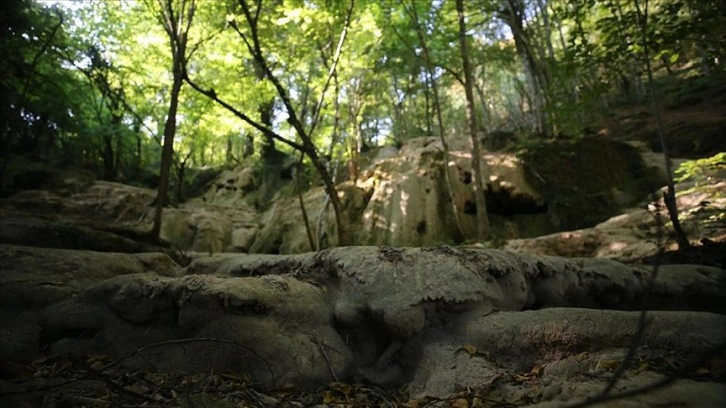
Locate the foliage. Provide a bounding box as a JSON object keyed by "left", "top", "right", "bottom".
{"left": 1, "top": 0, "right": 722, "bottom": 193}
{"left": 674, "top": 152, "right": 726, "bottom": 185}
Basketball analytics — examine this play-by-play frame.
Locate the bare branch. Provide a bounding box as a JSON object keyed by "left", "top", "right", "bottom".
{"left": 183, "top": 72, "right": 305, "bottom": 152}
{"left": 308, "top": 0, "right": 355, "bottom": 136}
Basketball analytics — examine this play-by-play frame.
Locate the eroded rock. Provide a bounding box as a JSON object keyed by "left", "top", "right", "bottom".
{"left": 2, "top": 244, "right": 724, "bottom": 405}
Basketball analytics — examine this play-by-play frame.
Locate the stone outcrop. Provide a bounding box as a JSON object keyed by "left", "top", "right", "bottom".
{"left": 0, "top": 136, "right": 673, "bottom": 254}
{"left": 2, "top": 243, "right": 724, "bottom": 406}
{"left": 250, "top": 137, "right": 547, "bottom": 253}
{"left": 504, "top": 179, "right": 726, "bottom": 265}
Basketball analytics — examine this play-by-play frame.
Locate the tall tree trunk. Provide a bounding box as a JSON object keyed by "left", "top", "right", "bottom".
{"left": 102, "top": 134, "right": 115, "bottom": 181}
{"left": 318, "top": 73, "right": 343, "bottom": 250}
{"left": 537, "top": 0, "right": 555, "bottom": 60}
{"left": 423, "top": 75, "right": 433, "bottom": 135}
{"left": 407, "top": 1, "right": 464, "bottom": 241}
{"left": 226, "top": 134, "right": 233, "bottom": 164}
{"left": 503, "top": 0, "right": 550, "bottom": 135}
{"left": 151, "top": 75, "right": 182, "bottom": 241}
{"left": 555, "top": 13, "right": 584, "bottom": 127}
{"left": 150, "top": 0, "right": 195, "bottom": 243}
{"left": 456, "top": 0, "right": 490, "bottom": 240}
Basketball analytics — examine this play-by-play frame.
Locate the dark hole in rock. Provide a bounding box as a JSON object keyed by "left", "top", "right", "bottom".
{"left": 234, "top": 300, "right": 271, "bottom": 315}
{"left": 335, "top": 316, "right": 392, "bottom": 367}
{"left": 484, "top": 188, "right": 548, "bottom": 216}
{"left": 416, "top": 221, "right": 427, "bottom": 235}
{"left": 280, "top": 167, "right": 294, "bottom": 180}
{"left": 463, "top": 200, "right": 477, "bottom": 215}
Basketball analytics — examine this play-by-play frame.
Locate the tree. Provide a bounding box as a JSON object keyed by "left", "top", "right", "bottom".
{"left": 147, "top": 0, "right": 196, "bottom": 242}
{"left": 1, "top": 1, "right": 69, "bottom": 158}
{"left": 184, "top": 0, "right": 355, "bottom": 246}
{"left": 456, "top": 0, "right": 490, "bottom": 240}
{"left": 633, "top": 0, "right": 690, "bottom": 251}
{"left": 405, "top": 1, "right": 464, "bottom": 241}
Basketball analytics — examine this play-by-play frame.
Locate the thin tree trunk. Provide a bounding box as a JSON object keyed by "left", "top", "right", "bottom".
{"left": 554, "top": 14, "right": 584, "bottom": 127}
{"left": 407, "top": 1, "right": 464, "bottom": 240}
{"left": 295, "top": 152, "right": 316, "bottom": 251}
{"left": 226, "top": 134, "right": 233, "bottom": 164}
{"left": 151, "top": 75, "right": 181, "bottom": 241}
{"left": 634, "top": 0, "right": 690, "bottom": 251}
{"left": 456, "top": 0, "right": 490, "bottom": 240}
{"left": 537, "top": 0, "right": 555, "bottom": 60}
{"left": 503, "top": 0, "right": 550, "bottom": 135}
{"left": 316, "top": 163, "right": 338, "bottom": 250}
{"left": 423, "top": 76, "right": 433, "bottom": 135}
{"left": 317, "top": 72, "right": 343, "bottom": 250}
{"left": 150, "top": 0, "right": 195, "bottom": 243}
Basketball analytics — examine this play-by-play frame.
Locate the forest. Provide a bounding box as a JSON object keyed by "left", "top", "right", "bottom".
{"left": 3, "top": 0, "right": 724, "bottom": 244}
{"left": 1, "top": 0, "right": 726, "bottom": 407}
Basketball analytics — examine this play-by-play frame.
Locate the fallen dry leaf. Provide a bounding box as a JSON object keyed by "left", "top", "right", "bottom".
{"left": 462, "top": 344, "right": 478, "bottom": 356}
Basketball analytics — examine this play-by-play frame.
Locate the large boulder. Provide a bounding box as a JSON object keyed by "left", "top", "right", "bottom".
{"left": 40, "top": 273, "right": 354, "bottom": 388}
{"left": 160, "top": 206, "right": 258, "bottom": 253}
{"left": 0, "top": 245, "right": 179, "bottom": 364}
{"left": 359, "top": 137, "right": 545, "bottom": 245}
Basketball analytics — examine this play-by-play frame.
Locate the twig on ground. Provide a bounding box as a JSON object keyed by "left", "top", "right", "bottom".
{"left": 314, "top": 337, "right": 339, "bottom": 382}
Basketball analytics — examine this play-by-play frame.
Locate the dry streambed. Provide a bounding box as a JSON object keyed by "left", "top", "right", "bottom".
{"left": 1, "top": 244, "right": 725, "bottom": 406}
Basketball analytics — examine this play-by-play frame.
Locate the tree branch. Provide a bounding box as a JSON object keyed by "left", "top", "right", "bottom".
{"left": 236, "top": 0, "right": 310, "bottom": 148}
{"left": 183, "top": 71, "right": 304, "bottom": 152}
{"left": 308, "top": 0, "right": 355, "bottom": 136}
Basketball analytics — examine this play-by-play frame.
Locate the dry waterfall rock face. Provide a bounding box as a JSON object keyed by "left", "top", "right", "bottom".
{"left": 1, "top": 138, "right": 671, "bottom": 255}
{"left": 0, "top": 161, "right": 261, "bottom": 254}
{"left": 504, "top": 179, "right": 726, "bottom": 265}
{"left": 4, "top": 243, "right": 725, "bottom": 405}
{"left": 249, "top": 136, "right": 546, "bottom": 254}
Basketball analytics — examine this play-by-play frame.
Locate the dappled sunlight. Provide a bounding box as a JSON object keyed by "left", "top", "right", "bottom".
{"left": 451, "top": 151, "right": 471, "bottom": 159}
{"left": 400, "top": 190, "right": 409, "bottom": 217}
{"left": 562, "top": 231, "right": 584, "bottom": 239}
{"left": 676, "top": 192, "right": 711, "bottom": 209}
{"left": 484, "top": 153, "right": 520, "bottom": 169}
{"left": 606, "top": 241, "right": 629, "bottom": 252}
{"left": 489, "top": 175, "right": 515, "bottom": 189}
{"left": 364, "top": 212, "right": 391, "bottom": 231}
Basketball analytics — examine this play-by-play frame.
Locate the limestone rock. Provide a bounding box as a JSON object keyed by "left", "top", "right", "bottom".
{"left": 504, "top": 179, "right": 726, "bottom": 264}
{"left": 0, "top": 245, "right": 180, "bottom": 363}
{"left": 40, "top": 273, "right": 354, "bottom": 388}
{"left": 2, "top": 243, "right": 725, "bottom": 404}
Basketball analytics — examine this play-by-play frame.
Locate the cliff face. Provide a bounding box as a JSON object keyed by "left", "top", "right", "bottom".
{"left": 246, "top": 136, "right": 548, "bottom": 254}
{"left": 0, "top": 134, "right": 665, "bottom": 255}
{"left": 247, "top": 136, "right": 663, "bottom": 254}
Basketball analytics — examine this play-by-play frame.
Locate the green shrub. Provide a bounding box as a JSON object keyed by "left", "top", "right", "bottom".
{"left": 674, "top": 152, "right": 726, "bottom": 184}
